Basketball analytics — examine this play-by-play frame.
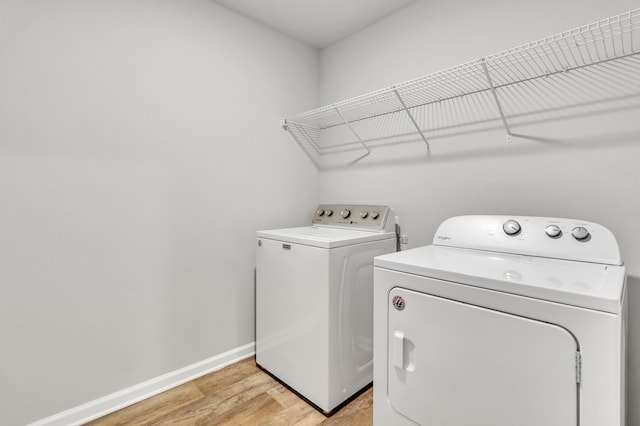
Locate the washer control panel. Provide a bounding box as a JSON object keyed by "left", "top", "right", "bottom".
{"left": 434, "top": 215, "right": 621, "bottom": 265}
{"left": 312, "top": 204, "right": 394, "bottom": 232}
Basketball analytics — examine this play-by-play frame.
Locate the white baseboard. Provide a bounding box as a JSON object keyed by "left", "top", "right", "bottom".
{"left": 28, "top": 342, "right": 255, "bottom": 426}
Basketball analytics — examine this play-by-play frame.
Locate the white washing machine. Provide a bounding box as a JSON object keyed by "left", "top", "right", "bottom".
{"left": 256, "top": 204, "right": 397, "bottom": 413}
{"left": 373, "top": 215, "right": 627, "bottom": 426}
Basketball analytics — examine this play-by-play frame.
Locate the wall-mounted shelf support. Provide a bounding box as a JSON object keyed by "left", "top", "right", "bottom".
{"left": 334, "top": 106, "right": 371, "bottom": 163}
{"left": 480, "top": 60, "right": 512, "bottom": 142}
{"left": 281, "top": 9, "right": 640, "bottom": 169}
{"left": 393, "top": 87, "right": 431, "bottom": 152}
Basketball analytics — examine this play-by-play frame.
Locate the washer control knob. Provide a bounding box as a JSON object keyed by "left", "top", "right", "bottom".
{"left": 360, "top": 211, "right": 368, "bottom": 219}
{"left": 341, "top": 209, "right": 351, "bottom": 219}
{"left": 316, "top": 209, "right": 324, "bottom": 216}
{"left": 503, "top": 220, "right": 521, "bottom": 236}
{"left": 572, "top": 226, "right": 590, "bottom": 241}
{"left": 545, "top": 225, "right": 562, "bottom": 238}
{"left": 371, "top": 211, "right": 380, "bottom": 220}
{"left": 325, "top": 210, "right": 333, "bottom": 217}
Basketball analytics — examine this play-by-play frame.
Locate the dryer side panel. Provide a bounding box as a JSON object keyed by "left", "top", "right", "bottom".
{"left": 387, "top": 287, "right": 578, "bottom": 426}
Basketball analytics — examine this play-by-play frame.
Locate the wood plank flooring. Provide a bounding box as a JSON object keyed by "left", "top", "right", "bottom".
{"left": 86, "top": 357, "right": 373, "bottom": 425}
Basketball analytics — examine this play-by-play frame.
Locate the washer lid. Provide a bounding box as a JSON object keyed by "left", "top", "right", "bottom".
{"left": 374, "top": 245, "right": 626, "bottom": 314}
{"left": 257, "top": 226, "right": 396, "bottom": 249}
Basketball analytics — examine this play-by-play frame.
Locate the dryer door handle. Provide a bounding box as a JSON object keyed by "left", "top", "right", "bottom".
{"left": 393, "top": 331, "right": 405, "bottom": 370}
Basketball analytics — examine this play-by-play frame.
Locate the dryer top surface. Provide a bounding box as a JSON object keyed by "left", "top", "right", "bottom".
{"left": 375, "top": 245, "right": 625, "bottom": 314}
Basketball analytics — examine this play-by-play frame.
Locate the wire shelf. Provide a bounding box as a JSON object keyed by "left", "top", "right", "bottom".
{"left": 282, "top": 9, "right": 640, "bottom": 168}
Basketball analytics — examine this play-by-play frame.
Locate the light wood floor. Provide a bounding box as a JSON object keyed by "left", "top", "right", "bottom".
{"left": 86, "top": 357, "right": 372, "bottom": 425}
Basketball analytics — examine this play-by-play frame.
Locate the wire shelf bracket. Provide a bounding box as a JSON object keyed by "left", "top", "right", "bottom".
{"left": 393, "top": 87, "right": 431, "bottom": 152}
{"left": 481, "top": 59, "right": 513, "bottom": 142}
{"left": 334, "top": 106, "right": 371, "bottom": 162}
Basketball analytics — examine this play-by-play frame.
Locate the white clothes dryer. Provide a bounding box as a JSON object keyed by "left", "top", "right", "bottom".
{"left": 373, "top": 215, "right": 627, "bottom": 426}
{"left": 256, "top": 204, "right": 397, "bottom": 413}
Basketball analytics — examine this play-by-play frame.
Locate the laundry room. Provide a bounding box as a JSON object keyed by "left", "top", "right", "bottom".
{"left": 1, "top": 0, "right": 639, "bottom": 425}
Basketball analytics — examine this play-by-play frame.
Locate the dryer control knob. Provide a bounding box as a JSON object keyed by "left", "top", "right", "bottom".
{"left": 545, "top": 225, "right": 562, "bottom": 238}
{"left": 503, "top": 220, "right": 521, "bottom": 236}
{"left": 341, "top": 209, "right": 351, "bottom": 219}
{"left": 316, "top": 209, "right": 324, "bottom": 216}
{"left": 371, "top": 211, "right": 380, "bottom": 220}
{"left": 572, "top": 226, "right": 590, "bottom": 241}
{"left": 325, "top": 210, "right": 333, "bottom": 217}
{"left": 360, "top": 211, "right": 368, "bottom": 219}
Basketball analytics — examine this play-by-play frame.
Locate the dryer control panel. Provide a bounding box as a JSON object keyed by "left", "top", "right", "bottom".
{"left": 312, "top": 204, "right": 395, "bottom": 232}
{"left": 433, "top": 215, "right": 622, "bottom": 266}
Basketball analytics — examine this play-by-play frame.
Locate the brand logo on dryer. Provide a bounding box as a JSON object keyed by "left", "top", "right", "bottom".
{"left": 437, "top": 235, "right": 451, "bottom": 241}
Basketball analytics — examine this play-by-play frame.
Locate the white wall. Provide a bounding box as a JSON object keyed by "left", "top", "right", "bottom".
{"left": 318, "top": 0, "right": 640, "bottom": 424}
{"left": 0, "top": 1, "right": 318, "bottom": 424}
